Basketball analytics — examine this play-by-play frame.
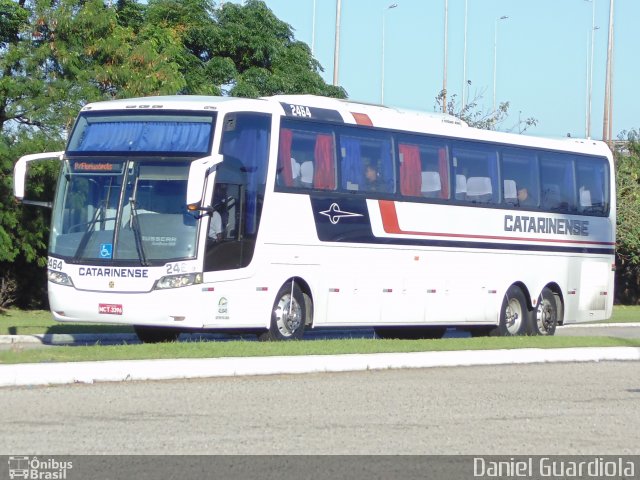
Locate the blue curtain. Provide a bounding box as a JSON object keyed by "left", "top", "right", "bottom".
{"left": 340, "top": 137, "right": 363, "bottom": 189}
{"left": 225, "top": 128, "right": 268, "bottom": 235}
{"left": 74, "top": 122, "right": 211, "bottom": 153}
{"left": 380, "top": 140, "right": 394, "bottom": 192}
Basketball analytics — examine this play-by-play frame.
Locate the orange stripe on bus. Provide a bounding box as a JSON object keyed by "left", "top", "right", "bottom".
{"left": 351, "top": 112, "right": 373, "bottom": 126}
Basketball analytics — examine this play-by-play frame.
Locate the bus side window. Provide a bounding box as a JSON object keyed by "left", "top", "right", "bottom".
{"left": 540, "top": 155, "right": 575, "bottom": 213}
{"left": 338, "top": 129, "right": 394, "bottom": 194}
{"left": 396, "top": 135, "right": 449, "bottom": 200}
{"left": 277, "top": 122, "right": 337, "bottom": 192}
{"left": 452, "top": 142, "right": 499, "bottom": 205}
{"left": 500, "top": 149, "right": 539, "bottom": 208}
{"left": 576, "top": 158, "right": 608, "bottom": 215}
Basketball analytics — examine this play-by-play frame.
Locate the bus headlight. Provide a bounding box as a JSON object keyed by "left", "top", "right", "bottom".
{"left": 48, "top": 270, "right": 74, "bottom": 287}
{"left": 154, "top": 273, "right": 203, "bottom": 290}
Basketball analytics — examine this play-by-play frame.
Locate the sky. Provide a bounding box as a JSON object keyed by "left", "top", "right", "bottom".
{"left": 230, "top": 0, "right": 639, "bottom": 141}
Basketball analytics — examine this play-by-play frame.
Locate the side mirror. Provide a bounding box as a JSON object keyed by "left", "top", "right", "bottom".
{"left": 14, "top": 151, "right": 64, "bottom": 201}
{"left": 186, "top": 154, "right": 223, "bottom": 209}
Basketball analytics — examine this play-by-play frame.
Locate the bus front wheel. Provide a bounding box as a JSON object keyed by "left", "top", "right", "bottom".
{"left": 533, "top": 287, "right": 559, "bottom": 336}
{"left": 258, "top": 282, "right": 306, "bottom": 341}
{"left": 494, "top": 285, "right": 531, "bottom": 336}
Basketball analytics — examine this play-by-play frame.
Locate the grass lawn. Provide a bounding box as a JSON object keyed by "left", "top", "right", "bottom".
{"left": 0, "top": 305, "right": 639, "bottom": 364}
{"left": 1, "top": 305, "right": 639, "bottom": 336}
{"left": 0, "top": 308, "right": 133, "bottom": 335}
{"left": 2, "top": 335, "right": 640, "bottom": 365}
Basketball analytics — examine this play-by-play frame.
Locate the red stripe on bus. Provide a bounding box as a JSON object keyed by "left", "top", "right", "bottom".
{"left": 351, "top": 112, "right": 373, "bottom": 126}
{"left": 378, "top": 200, "right": 615, "bottom": 247}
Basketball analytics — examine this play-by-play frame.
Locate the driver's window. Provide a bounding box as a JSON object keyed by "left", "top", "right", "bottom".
{"left": 207, "top": 183, "right": 242, "bottom": 243}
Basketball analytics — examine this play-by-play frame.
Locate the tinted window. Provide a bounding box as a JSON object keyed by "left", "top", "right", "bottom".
{"left": 338, "top": 127, "right": 395, "bottom": 194}
{"left": 397, "top": 135, "right": 449, "bottom": 199}
{"left": 452, "top": 142, "right": 499, "bottom": 204}
{"left": 277, "top": 120, "right": 336, "bottom": 190}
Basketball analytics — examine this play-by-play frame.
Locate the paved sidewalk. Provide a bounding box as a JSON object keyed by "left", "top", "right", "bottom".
{"left": 1, "top": 324, "right": 639, "bottom": 388}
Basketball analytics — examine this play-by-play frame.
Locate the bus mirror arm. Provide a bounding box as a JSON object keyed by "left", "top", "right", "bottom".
{"left": 187, "top": 204, "right": 214, "bottom": 218}
{"left": 186, "top": 154, "right": 222, "bottom": 206}
{"left": 13, "top": 151, "right": 64, "bottom": 201}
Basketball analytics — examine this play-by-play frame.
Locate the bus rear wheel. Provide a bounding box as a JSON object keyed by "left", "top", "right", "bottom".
{"left": 134, "top": 325, "right": 181, "bottom": 343}
{"left": 258, "top": 282, "right": 306, "bottom": 341}
{"left": 493, "top": 285, "right": 531, "bottom": 336}
{"left": 533, "top": 288, "right": 559, "bottom": 336}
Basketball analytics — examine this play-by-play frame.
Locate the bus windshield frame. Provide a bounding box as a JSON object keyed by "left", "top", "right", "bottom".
{"left": 49, "top": 110, "right": 217, "bottom": 266}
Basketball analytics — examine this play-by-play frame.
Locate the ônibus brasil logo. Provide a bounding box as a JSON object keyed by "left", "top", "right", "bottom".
{"left": 8, "top": 456, "right": 73, "bottom": 479}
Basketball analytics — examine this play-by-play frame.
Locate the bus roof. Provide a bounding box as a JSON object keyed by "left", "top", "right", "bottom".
{"left": 79, "top": 94, "right": 612, "bottom": 159}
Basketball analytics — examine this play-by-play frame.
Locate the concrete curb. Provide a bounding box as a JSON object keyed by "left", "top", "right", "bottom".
{"left": 1, "top": 347, "right": 639, "bottom": 388}
{"left": 560, "top": 322, "right": 640, "bottom": 328}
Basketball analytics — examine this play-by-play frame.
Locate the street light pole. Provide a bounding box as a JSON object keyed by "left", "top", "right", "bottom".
{"left": 442, "top": 0, "right": 449, "bottom": 113}
{"left": 333, "top": 0, "right": 342, "bottom": 86}
{"left": 381, "top": 3, "right": 398, "bottom": 104}
{"left": 462, "top": 0, "right": 469, "bottom": 109}
{"left": 584, "top": 0, "right": 598, "bottom": 139}
{"left": 602, "top": 0, "right": 614, "bottom": 144}
{"left": 312, "top": 0, "right": 317, "bottom": 56}
{"left": 492, "top": 15, "right": 508, "bottom": 112}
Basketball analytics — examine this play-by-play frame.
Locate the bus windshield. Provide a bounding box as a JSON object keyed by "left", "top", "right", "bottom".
{"left": 48, "top": 110, "right": 216, "bottom": 265}
{"left": 50, "top": 158, "right": 198, "bottom": 265}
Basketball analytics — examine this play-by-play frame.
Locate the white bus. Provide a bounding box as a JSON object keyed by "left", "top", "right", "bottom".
{"left": 14, "top": 95, "right": 615, "bottom": 342}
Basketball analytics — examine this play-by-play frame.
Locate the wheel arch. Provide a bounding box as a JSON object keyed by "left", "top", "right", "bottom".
{"left": 282, "top": 276, "right": 314, "bottom": 327}
{"left": 540, "top": 282, "right": 565, "bottom": 325}
{"left": 512, "top": 281, "right": 534, "bottom": 312}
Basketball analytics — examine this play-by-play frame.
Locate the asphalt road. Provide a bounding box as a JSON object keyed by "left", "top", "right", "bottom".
{"left": 1, "top": 361, "right": 639, "bottom": 455}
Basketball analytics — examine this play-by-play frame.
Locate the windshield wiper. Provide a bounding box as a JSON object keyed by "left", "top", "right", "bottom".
{"left": 129, "top": 198, "right": 149, "bottom": 266}
{"left": 72, "top": 202, "right": 105, "bottom": 262}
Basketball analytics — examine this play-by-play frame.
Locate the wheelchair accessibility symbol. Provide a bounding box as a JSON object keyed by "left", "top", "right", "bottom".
{"left": 100, "top": 243, "right": 113, "bottom": 258}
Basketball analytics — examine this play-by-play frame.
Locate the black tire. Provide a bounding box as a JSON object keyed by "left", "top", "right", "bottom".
{"left": 374, "top": 326, "right": 447, "bottom": 339}
{"left": 258, "top": 282, "right": 306, "bottom": 341}
{"left": 492, "top": 285, "right": 531, "bottom": 336}
{"left": 134, "top": 325, "right": 181, "bottom": 343}
{"left": 533, "top": 287, "right": 559, "bottom": 336}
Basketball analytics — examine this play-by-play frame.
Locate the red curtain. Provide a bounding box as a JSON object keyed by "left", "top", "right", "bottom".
{"left": 438, "top": 147, "right": 449, "bottom": 199}
{"left": 314, "top": 134, "right": 336, "bottom": 190}
{"left": 278, "top": 129, "right": 293, "bottom": 187}
{"left": 399, "top": 144, "right": 421, "bottom": 196}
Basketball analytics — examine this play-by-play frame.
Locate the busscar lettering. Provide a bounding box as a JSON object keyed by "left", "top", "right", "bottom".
{"left": 79, "top": 267, "right": 149, "bottom": 278}
{"left": 504, "top": 215, "right": 589, "bottom": 236}
{"left": 142, "top": 235, "right": 177, "bottom": 246}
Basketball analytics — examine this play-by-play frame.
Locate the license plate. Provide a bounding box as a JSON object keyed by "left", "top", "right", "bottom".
{"left": 99, "top": 303, "right": 123, "bottom": 315}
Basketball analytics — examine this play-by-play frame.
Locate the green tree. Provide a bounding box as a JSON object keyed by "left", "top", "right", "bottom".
{"left": 614, "top": 130, "right": 640, "bottom": 303}
{"left": 435, "top": 88, "right": 537, "bottom": 133}
{"left": 1, "top": 0, "right": 346, "bottom": 309}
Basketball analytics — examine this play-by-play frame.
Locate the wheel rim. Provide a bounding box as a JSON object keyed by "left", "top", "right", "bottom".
{"left": 505, "top": 297, "right": 523, "bottom": 335}
{"left": 537, "top": 298, "right": 555, "bottom": 335}
{"left": 274, "top": 293, "right": 303, "bottom": 337}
